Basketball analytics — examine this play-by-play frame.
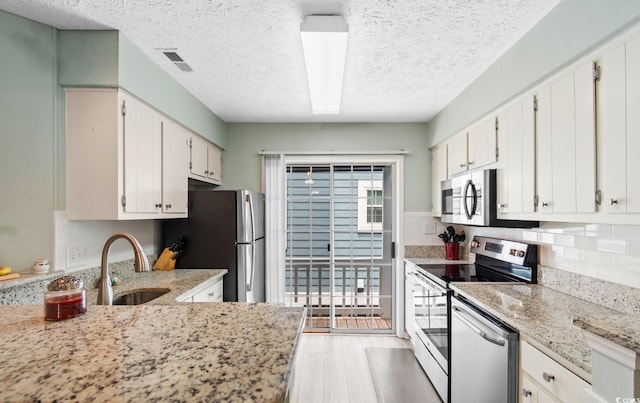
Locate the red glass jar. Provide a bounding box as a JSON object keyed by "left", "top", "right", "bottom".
{"left": 45, "top": 276, "right": 86, "bottom": 321}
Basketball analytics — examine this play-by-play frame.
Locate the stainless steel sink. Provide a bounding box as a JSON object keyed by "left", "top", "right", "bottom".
{"left": 112, "top": 288, "right": 171, "bottom": 305}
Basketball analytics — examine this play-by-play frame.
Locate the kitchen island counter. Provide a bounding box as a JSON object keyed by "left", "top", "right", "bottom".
{"left": 451, "top": 283, "right": 639, "bottom": 384}
{"left": 0, "top": 302, "right": 305, "bottom": 402}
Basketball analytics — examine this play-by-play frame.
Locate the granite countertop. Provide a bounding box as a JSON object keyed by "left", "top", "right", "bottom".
{"left": 85, "top": 269, "right": 228, "bottom": 305}
{"left": 451, "top": 283, "right": 640, "bottom": 383}
{"left": 0, "top": 269, "right": 306, "bottom": 402}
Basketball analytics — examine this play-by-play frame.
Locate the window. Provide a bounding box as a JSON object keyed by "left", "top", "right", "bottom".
{"left": 358, "top": 180, "right": 383, "bottom": 232}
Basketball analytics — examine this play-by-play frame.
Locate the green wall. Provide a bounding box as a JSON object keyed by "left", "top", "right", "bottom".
{"left": 223, "top": 123, "right": 431, "bottom": 212}
{"left": 426, "top": 0, "right": 640, "bottom": 147}
{"left": 0, "top": 10, "right": 57, "bottom": 271}
{"left": 57, "top": 30, "right": 226, "bottom": 148}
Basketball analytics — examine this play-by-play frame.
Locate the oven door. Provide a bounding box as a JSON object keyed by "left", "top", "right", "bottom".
{"left": 409, "top": 271, "right": 450, "bottom": 372}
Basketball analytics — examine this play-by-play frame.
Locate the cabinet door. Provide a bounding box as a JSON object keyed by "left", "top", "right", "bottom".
{"left": 575, "top": 61, "right": 597, "bottom": 213}
{"left": 522, "top": 95, "right": 536, "bottom": 214}
{"left": 468, "top": 116, "right": 497, "bottom": 169}
{"left": 597, "top": 43, "right": 627, "bottom": 213}
{"left": 505, "top": 99, "right": 525, "bottom": 214}
{"left": 162, "top": 120, "right": 188, "bottom": 214}
{"left": 536, "top": 85, "right": 553, "bottom": 213}
{"left": 190, "top": 134, "right": 209, "bottom": 179}
{"left": 447, "top": 132, "right": 468, "bottom": 177}
{"left": 627, "top": 33, "right": 640, "bottom": 212}
{"left": 550, "top": 72, "right": 577, "bottom": 213}
{"left": 431, "top": 144, "right": 447, "bottom": 215}
{"left": 122, "top": 94, "right": 161, "bottom": 214}
{"left": 207, "top": 143, "right": 222, "bottom": 183}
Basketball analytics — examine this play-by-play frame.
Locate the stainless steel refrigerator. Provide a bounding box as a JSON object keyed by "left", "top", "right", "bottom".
{"left": 161, "top": 189, "right": 265, "bottom": 302}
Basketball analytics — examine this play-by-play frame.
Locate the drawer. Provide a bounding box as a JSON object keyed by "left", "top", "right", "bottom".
{"left": 521, "top": 341, "right": 589, "bottom": 402}
{"left": 191, "top": 279, "right": 223, "bottom": 302}
{"left": 521, "top": 373, "right": 557, "bottom": 403}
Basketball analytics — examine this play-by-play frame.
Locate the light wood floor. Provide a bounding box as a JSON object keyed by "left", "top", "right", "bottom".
{"left": 288, "top": 334, "right": 413, "bottom": 403}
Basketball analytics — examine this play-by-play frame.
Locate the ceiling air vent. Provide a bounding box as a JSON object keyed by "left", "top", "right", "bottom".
{"left": 160, "top": 49, "right": 194, "bottom": 72}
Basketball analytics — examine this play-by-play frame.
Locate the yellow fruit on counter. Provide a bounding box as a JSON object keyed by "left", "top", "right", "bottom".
{"left": 0, "top": 266, "right": 12, "bottom": 276}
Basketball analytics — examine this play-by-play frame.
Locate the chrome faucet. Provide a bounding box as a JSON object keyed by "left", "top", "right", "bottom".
{"left": 97, "top": 233, "right": 150, "bottom": 305}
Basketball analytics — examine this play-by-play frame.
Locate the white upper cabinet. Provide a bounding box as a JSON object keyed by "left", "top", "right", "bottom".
{"left": 535, "top": 84, "right": 553, "bottom": 214}
{"left": 626, "top": 33, "right": 640, "bottom": 213}
{"left": 497, "top": 95, "right": 536, "bottom": 216}
{"left": 467, "top": 116, "right": 497, "bottom": 170}
{"left": 431, "top": 143, "right": 447, "bottom": 216}
{"left": 574, "top": 61, "right": 597, "bottom": 213}
{"left": 66, "top": 88, "right": 188, "bottom": 220}
{"left": 189, "top": 134, "right": 222, "bottom": 185}
{"left": 122, "top": 95, "right": 162, "bottom": 214}
{"left": 162, "top": 119, "right": 189, "bottom": 214}
{"left": 446, "top": 115, "right": 497, "bottom": 178}
{"left": 535, "top": 61, "right": 597, "bottom": 215}
{"left": 596, "top": 42, "right": 630, "bottom": 213}
{"left": 447, "top": 131, "right": 468, "bottom": 177}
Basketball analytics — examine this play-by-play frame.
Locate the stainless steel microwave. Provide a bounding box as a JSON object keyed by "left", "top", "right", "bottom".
{"left": 441, "top": 169, "right": 538, "bottom": 228}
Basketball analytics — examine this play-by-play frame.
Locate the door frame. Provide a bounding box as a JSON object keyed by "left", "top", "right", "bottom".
{"left": 285, "top": 154, "right": 405, "bottom": 336}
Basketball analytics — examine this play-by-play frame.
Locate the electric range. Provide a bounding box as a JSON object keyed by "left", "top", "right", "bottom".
{"left": 406, "top": 236, "right": 538, "bottom": 403}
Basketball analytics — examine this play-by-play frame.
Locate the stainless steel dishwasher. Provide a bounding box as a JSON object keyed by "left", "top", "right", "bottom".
{"left": 450, "top": 296, "right": 519, "bottom": 403}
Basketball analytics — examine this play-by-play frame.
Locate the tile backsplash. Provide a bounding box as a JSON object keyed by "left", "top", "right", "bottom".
{"left": 404, "top": 214, "right": 640, "bottom": 291}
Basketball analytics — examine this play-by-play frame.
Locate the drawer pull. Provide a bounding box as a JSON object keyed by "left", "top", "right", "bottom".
{"left": 208, "top": 292, "right": 216, "bottom": 297}
{"left": 521, "top": 388, "right": 532, "bottom": 397}
{"left": 542, "top": 372, "right": 555, "bottom": 382}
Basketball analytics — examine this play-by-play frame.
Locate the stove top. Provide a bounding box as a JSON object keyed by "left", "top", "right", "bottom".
{"left": 416, "top": 263, "right": 534, "bottom": 289}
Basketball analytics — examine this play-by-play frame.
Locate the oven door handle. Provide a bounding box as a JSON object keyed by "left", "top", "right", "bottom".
{"left": 452, "top": 305, "right": 506, "bottom": 346}
{"left": 409, "top": 272, "right": 448, "bottom": 297}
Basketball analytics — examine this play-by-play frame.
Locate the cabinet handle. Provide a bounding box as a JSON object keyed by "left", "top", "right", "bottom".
{"left": 610, "top": 198, "right": 618, "bottom": 205}
{"left": 459, "top": 163, "right": 467, "bottom": 168}
{"left": 208, "top": 292, "right": 216, "bottom": 297}
{"left": 542, "top": 202, "right": 549, "bottom": 207}
{"left": 497, "top": 203, "right": 507, "bottom": 209}
{"left": 155, "top": 203, "right": 162, "bottom": 208}
{"left": 165, "top": 204, "right": 172, "bottom": 209}
{"left": 542, "top": 372, "right": 555, "bottom": 382}
{"left": 205, "top": 170, "right": 209, "bottom": 175}
{"left": 468, "top": 161, "right": 474, "bottom": 166}
{"left": 521, "top": 388, "right": 532, "bottom": 397}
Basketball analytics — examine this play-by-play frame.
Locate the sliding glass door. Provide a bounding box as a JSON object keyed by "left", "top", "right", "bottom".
{"left": 285, "top": 163, "right": 394, "bottom": 333}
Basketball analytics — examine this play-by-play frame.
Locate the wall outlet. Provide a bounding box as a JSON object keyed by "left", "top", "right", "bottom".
{"left": 424, "top": 222, "right": 436, "bottom": 234}
{"left": 67, "top": 246, "right": 85, "bottom": 269}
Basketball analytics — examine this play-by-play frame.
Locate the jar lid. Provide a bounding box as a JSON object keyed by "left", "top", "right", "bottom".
{"left": 47, "top": 276, "right": 84, "bottom": 291}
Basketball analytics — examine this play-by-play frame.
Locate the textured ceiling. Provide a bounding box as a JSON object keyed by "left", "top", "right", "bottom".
{"left": 0, "top": 0, "right": 560, "bottom": 123}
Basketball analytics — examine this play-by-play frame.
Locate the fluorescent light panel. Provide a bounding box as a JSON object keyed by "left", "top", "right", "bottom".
{"left": 300, "top": 16, "right": 348, "bottom": 115}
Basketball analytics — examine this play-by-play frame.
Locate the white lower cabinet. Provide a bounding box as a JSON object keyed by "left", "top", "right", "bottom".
{"left": 520, "top": 341, "right": 589, "bottom": 403}
{"left": 521, "top": 373, "right": 556, "bottom": 403}
{"left": 177, "top": 276, "right": 224, "bottom": 302}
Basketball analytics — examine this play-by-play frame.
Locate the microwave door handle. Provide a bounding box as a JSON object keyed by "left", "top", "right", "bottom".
{"left": 463, "top": 180, "right": 476, "bottom": 219}
{"left": 470, "top": 183, "right": 478, "bottom": 215}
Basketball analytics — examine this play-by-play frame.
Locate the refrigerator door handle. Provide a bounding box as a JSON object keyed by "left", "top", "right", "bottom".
{"left": 247, "top": 193, "right": 256, "bottom": 292}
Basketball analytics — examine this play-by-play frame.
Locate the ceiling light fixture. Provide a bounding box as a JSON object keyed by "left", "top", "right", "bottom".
{"left": 300, "top": 15, "right": 349, "bottom": 115}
